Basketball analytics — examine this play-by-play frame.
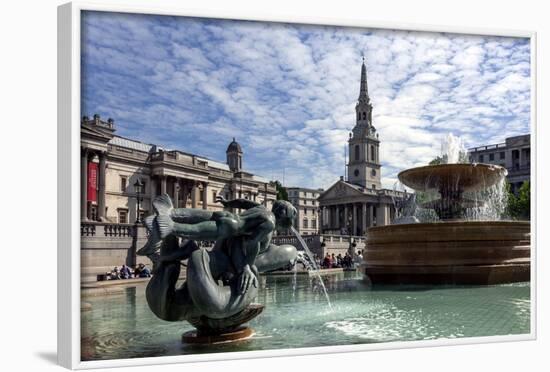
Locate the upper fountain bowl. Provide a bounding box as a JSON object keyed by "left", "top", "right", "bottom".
{"left": 398, "top": 163, "right": 508, "bottom": 192}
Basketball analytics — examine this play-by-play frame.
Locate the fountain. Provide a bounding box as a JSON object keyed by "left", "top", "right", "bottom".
{"left": 362, "top": 134, "right": 530, "bottom": 285}
{"left": 138, "top": 194, "right": 301, "bottom": 344}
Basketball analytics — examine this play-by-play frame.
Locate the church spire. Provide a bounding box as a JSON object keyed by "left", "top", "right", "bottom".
{"left": 355, "top": 58, "right": 373, "bottom": 127}
{"left": 358, "top": 57, "right": 369, "bottom": 103}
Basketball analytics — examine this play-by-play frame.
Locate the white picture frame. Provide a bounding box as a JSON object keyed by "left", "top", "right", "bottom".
{"left": 57, "top": 1, "right": 537, "bottom": 369}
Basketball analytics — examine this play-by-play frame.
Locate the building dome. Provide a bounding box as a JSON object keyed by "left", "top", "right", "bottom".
{"left": 226, "top": 137, "right": 242, "bottom": 153}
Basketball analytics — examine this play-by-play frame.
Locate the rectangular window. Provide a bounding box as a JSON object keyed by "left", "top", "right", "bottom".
{"left": 120, "top": 176, "right": 127, "bottom": 192}
{"left": 479, "top": 155, "right": 484, "bottom": 162}
{"left": 303, "top": 219, "right": 308, "bottom": 229}
{"left": 489, "top": 153, "right": 494, "bottom": 161}
{"left": 212, "top": 191, "right": 217, "bottom": 203}
{"left": 312, "top": 219, "right": 317, "bottom": 229}
{"left": 118, "top": 210, "right": 128, "bottom": 224}
{"left": 500, "top": 151, "right": 505, "bottom": 159}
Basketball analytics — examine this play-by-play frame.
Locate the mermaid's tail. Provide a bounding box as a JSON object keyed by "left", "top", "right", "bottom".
{"left": 153, "top": 193, "right": 174, "bottom": 216}
{"left": 186, "top": 247, "right": 257, "bottom": 319}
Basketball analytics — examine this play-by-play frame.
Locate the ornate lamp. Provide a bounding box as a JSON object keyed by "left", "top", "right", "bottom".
{"left": 134, "top": 179, "right": 144, "bottom": 223}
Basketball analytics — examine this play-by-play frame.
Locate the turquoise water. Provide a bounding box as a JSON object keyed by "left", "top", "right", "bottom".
{"left": 81, "top": 272, "right": 530, "bottom": 361}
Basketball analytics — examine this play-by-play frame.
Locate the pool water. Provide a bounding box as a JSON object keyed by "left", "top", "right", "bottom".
{"left": 81, "top": 272, "right": 530, "bottom": 361}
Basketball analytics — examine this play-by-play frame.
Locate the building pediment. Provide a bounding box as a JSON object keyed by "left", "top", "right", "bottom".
{"left": 319, "top": 180, "right": 366, "bottom": 202}
{"left": 81, "top": 123, "right": 115, "bottom": 143}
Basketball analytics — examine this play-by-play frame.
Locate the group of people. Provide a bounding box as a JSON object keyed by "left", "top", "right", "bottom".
{"left": 321, "top": 250, "right": 363, "bottom": 269}
{"left": 105, "top": 263, "right": 151, "bottom": 280}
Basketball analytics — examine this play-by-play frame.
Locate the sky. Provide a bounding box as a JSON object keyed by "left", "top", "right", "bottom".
{"left": 81, "top": 11, "right": 531, "bottom": 190}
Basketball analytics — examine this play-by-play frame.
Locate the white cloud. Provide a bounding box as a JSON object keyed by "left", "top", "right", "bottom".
{"left": 81, "top": 12, "right": 531, "bottom": 190}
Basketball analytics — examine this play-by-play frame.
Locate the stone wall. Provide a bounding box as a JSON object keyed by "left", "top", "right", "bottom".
{"left": 272, "top": 234, "right": 366, "bottom": 259}
{"left": 81, "top": 222, "right": 151, "bottom": 282}
{"left": 81, "top": 221, "right": 367, "bottom": 283}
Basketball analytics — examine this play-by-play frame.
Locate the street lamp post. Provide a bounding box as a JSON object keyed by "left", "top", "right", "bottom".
{"left": 134, "top": 178, "right": 144, "bottom": 224}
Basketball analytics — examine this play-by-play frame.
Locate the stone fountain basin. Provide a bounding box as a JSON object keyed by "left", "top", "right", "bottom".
{"left": 362, "top": 220, "right": 530, "bottom": 285}
{"left": 398, "top": 163, "right": 508, "bottom": 192}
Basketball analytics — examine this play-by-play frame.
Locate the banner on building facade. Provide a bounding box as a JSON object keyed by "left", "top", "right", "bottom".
{"left": 87, "top": 162, "right": 98, "bottom": 202}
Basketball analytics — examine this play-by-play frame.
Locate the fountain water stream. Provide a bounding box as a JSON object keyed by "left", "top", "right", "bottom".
{"left": 291, "top": 226, "right": 333, "bottom": 309}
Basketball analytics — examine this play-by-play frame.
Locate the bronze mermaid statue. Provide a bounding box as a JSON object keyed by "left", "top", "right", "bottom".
{"left": 138, "top": 194, "right": 298, "bottom": 336}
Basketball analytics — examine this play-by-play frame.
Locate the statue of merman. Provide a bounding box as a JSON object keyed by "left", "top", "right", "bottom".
{"left": 138, "top": 194, "right": 298, "bottom": 339}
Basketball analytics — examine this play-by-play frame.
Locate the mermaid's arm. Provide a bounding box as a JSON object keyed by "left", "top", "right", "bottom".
{"left": 217, "top": 196, "right": 261, "bottom": 210}
{"left": 170, "top": 208, "right": 214, "bottom": 223}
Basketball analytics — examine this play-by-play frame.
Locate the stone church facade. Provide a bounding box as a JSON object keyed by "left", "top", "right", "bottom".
{"left": 319, "top": 60, "right": 404, "bottom": 236}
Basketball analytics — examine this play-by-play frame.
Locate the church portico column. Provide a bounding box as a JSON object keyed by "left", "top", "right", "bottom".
{"left": 81, "top": 148, "right": 89, "bottom": 220}
{"left": 335, "top": 205, "right": 340, "bottom": 229}
{"left": 98, "top": 151, "right": 107, "bottom": 220}
{"left": 377, "top": 204, "right": 387, "bottom": 226}
{"left": 369, "top": 204, "right": 374, "bottom": 227}
{"left": 352, "top": 203, "right": 358, "bottom": 236}
{"left": 361, "top": 203, "right": 367, "bottom": 234}
{"left": 344, "top": 204, "right": 349, "bottom": 233}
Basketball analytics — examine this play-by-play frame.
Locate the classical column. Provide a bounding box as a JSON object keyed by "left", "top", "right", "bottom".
{"left": 191, "top": 181, "right": 198, "bottom": 208}
{"left": 335, "top": 205, "right": 340, "bottom": 230}
{"left": 369, "top": 204, "right": 374, "bottom": 227}
{"left": 361, "top": 203, "right": 367, "bottom": 234}
{"left": 81, "top": 148, "right": 88, "bottom": 220}
{"left": 351, "top": 203, "right": 357, "bottom": 235}
{"left": 181, "top": 181, "right": 189, "bottom": 208}
{"left": 202, "top": 182, "right": 208, "bottom": 210}
{"left": 344, "top": 204, "right": 349, "bottom": 232}
{"left": 98, "top": 151, "right": 106, "bottom": 220}
{"left": 377, "top": 204, "right": 387, "bottom": 226}
{"left": 160, "top": 175, "right": 167, "bottom": 195}
{"left": 318, "top": 207, "right": 324, "bottom": 233}
{"left": 150, "top": 176, "right": 156, "bottom": 206}
{"left": 173, "top": 178, "right": 180, "bottom": 208}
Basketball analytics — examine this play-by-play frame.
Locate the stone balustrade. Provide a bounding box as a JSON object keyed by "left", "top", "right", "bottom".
{"left": 81, "top": 222, "right": 138, "bottom": 237}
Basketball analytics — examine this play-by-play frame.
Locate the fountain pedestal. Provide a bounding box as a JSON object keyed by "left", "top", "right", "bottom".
{"left": 363, "top": 163, "right": 531, "bottom": 285}
{"left": 362, "top": 221, "right": 530, "bottom": 285}
{"left": 182, "top": 303, "right": 264, "bottom": 345}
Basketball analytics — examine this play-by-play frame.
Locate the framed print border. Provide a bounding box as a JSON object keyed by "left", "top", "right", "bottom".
{"left": 58, "top": 1, "right": 537, "bottom": 369}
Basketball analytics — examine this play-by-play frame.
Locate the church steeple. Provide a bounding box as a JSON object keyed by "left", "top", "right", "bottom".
{"left": 355, "top": 58, "right": 373, "bottom": 128}
{"left": 348, "top": 58, "right": 381, "bottom": 190}
{"left": 358, "top": 57, "right": 370, "bottom": 103}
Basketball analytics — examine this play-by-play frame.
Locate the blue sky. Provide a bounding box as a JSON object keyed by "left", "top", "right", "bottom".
{"left": 81, "top": 11, "right": 531, "bottom": 189}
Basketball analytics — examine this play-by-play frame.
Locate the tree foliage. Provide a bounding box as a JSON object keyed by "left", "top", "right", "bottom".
{"left": 429, "top": 155, "right": 446, "bottom": 165}
{"left": 272, "top": 180, "right": 288, "bottom": 201}
{"left": 507, "top": 181, "right": 530, "bottom": 220}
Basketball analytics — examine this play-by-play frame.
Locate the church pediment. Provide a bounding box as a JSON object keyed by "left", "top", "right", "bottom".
{"left": 319, "top": 180, "right": 366, "bottom": 201}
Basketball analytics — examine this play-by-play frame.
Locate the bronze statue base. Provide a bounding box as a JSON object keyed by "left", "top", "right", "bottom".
{"left": 182, "top": 327, "right": 255, "bottom": 344}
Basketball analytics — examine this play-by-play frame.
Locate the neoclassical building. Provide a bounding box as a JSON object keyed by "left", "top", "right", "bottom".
{"left": 81, "top": 115, "right": 277, "bottom": 223}
{"left": 287, "top": 187, "right": 324, "bottom": 235}
{"left": 318, "top": 60, "right": 403, "bottom": 235}
{"left": 468, "top": 134, "right": 531, "bottom": 194}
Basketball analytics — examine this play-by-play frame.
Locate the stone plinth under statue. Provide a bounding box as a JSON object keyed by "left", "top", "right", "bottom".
{"left": 363, "top": 163, "right": 531, "bottom": 285}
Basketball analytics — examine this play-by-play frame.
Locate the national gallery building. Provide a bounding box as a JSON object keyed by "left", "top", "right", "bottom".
{"left": 81, "top": 115, "right": 277, "bottom": 224}
{"left": 318, "top": 61, "right": 404, "bottom": 236}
